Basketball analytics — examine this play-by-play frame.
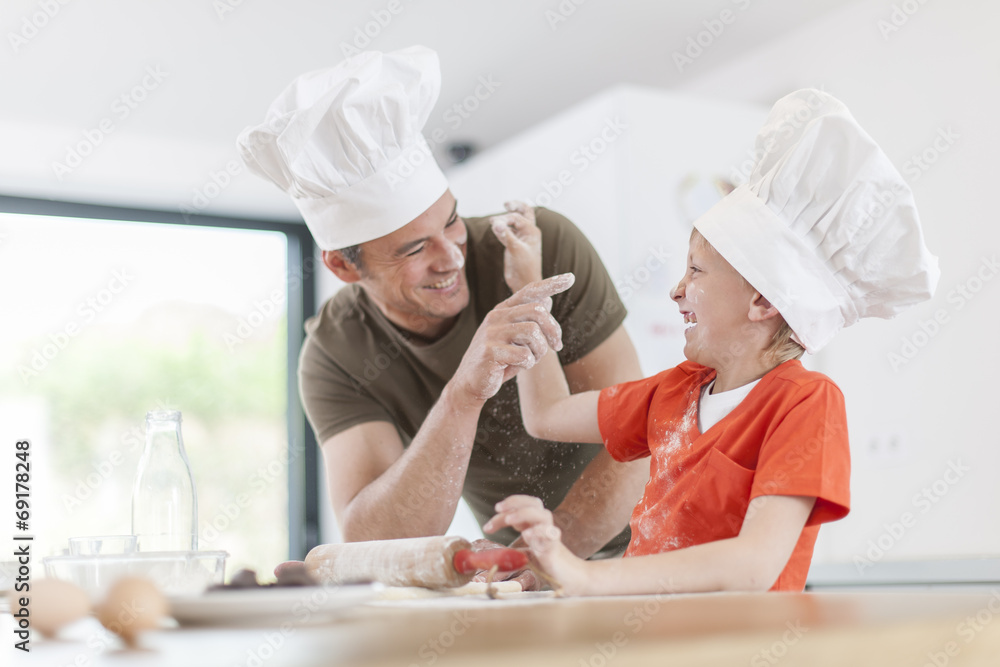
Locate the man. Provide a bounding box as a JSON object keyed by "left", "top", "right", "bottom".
{"left": 239, "top": 46, "right": 647, "bottom": 584}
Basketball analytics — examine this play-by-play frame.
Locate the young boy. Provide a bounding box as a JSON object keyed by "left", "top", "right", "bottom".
{"left": 484, "top": 89, "right": 940, "bottom": 595}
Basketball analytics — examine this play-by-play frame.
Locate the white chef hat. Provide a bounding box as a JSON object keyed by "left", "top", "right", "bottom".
{"left": 694, "top": 88, "right": 940, "bottom": 353}
{"left": 237, "top": 45, "right": 448, "bottom": 250}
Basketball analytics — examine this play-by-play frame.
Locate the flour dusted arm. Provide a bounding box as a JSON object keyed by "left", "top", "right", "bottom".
{"left": 516, "top": 345, "right": 603, "bottom": 443}
{"left": 486, "top": 493, "right": 816, "bottom": 595}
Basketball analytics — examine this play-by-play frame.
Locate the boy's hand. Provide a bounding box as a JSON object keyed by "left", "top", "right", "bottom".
{"left": 483, "top": 495, "right": 588, "bottom": 595}
{"left": 467, "top": 539, "right": 541, "bottom": 590}
{"left": 491, "top": 201, "right": 543, "bottom": 293}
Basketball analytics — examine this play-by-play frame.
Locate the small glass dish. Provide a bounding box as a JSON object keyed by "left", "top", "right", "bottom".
{"left": 43, "top": 550, "right": 228, "bottom": 601}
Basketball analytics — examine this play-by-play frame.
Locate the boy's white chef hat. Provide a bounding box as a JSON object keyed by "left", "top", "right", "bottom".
{"left": 694, "top": 88, "right": 940, "bottom": 353}
{"left": 237, "top": 45, "right": 448, "bottom": 251}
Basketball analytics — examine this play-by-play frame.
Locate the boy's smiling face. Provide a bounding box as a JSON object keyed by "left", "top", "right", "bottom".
{"left": 671, "top": 229, "right": 759, "bottom": 371}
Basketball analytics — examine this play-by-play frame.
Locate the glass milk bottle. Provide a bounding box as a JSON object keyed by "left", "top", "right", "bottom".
{"left": 131, "top": 410, "right": 198, "bottom": 551}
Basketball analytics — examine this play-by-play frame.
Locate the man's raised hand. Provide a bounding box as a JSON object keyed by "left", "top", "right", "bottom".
{"left": 450, "top": 273, "right": 576, "bottom": 404}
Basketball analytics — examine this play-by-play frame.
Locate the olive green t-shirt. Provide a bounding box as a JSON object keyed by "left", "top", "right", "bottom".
{"left": 299, "top": 208, "right": 629, "bottom": 552}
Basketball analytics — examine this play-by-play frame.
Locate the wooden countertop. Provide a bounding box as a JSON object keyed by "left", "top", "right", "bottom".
{"left": 7, "top": 588, "right": 1000, "bottom": 666}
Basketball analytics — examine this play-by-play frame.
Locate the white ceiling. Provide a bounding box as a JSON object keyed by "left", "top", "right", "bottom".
{"left": 0, "top": 0, "right": 856, "bottom": 219}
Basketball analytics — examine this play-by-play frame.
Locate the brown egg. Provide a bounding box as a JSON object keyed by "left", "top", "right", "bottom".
{"left": 24, "top": 578, "right": 91, "bottom": 638}
{"left": 97, "top": 577, "right": 168, "bottom": 648}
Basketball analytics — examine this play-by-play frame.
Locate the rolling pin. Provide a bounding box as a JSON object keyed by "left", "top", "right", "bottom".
{"left": 304, "top": 536, "right": 529, "bottom": 589}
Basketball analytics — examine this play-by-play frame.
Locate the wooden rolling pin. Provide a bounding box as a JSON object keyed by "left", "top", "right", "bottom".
{"left": 304, "top": 536, "right": 529, "bottom": 589}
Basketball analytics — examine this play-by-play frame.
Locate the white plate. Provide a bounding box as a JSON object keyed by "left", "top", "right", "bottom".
{"left": 168, "top": 582, "right": 384, "bottom": 626}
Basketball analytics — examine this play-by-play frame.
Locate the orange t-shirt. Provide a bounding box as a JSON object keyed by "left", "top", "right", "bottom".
{"left": 597, "top": 359, "right": 850, "bottom": 591}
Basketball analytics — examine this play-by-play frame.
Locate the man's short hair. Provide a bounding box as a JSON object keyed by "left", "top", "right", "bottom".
{"left": 339, "top": 244, "right": 363, "bottom": 270}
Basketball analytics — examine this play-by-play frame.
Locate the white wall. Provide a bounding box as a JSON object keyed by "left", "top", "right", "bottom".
{"left": 0, "top": 0, "right": 847, "bottom": 222}
{"left": 675, "top": 0, "right": 1000, "bottom": 566}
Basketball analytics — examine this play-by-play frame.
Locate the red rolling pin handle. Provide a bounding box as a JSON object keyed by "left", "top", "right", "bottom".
{"left": 452, "top": 547, "right": 529, "bottom": 574}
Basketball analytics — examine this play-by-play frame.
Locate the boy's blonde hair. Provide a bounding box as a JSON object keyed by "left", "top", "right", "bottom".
{"left": 767, "top": 319, "right": 806, "bottom": 364}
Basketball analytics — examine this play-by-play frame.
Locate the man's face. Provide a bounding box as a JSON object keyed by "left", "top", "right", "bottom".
{"left": 670, "top": 229, "right": 757, "bottom": 369}
{"left": 353, "top": 190, "right": 470, "bottom": 339}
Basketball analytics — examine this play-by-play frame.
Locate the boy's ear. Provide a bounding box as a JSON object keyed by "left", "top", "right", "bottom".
{"left": 322, "top": 250, "right": 363, "bottom": 283}
{"left": 748, "top": 292, "right": 781, "bottom": 322}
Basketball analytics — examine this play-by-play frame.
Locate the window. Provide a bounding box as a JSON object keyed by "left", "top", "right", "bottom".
{"left": 0, "top": 196, "right": 318, "bottom": 580}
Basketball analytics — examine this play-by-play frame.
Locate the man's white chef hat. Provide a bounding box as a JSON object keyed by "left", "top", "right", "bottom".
{"left": 694, "top": 88, "right": 940, "bottom": 353}
{"left": 237, "top": 45, "right": 448, "bottom": 251}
